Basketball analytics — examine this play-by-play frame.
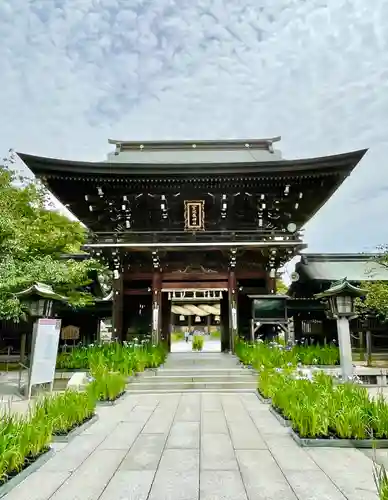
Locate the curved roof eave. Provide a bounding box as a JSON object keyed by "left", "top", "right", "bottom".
{"left": 17, "top": 149, "right": 368, "bottom": 177}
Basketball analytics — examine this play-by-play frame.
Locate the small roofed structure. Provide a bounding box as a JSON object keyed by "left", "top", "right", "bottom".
{"left": 288, "top": 254, "right": 388, "bottom": 346}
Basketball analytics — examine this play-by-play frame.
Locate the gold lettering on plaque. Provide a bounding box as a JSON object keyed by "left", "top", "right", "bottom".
{"left": 184, "top": 201, "right": 205, "bottom": 231}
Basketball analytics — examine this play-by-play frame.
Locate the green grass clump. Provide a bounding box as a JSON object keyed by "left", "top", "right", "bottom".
{"left": 0, "top": 411, "right": 52, "bottom": 485}
{"left": 0, "top": 389, "right": 95, "bottom": 486}
{"left": 56, "top": 341, "right": 167, "bottom": 374}
{"left": 87, "top": 365, "right": 127, "bottom": 402}
{"left": 33, "top": 390, "right": 96, "bottom": 436}
{"left": 235, "top": 338, "right": 339, "bottom": 369}
{"left": 374, "top": 461, "right": 388, "bottom": 500}
{"left": 192, "top": 336, "right": 204, "bottom": 351}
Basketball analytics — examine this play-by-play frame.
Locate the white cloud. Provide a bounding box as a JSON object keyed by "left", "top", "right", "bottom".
{"left": 1, "top": 0, "right": 388, "bottom": 252}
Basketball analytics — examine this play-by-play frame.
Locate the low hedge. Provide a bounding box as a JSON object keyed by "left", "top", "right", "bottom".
{"left": 260, "top": 368, "right": 388, "bottom": 440}
{"left": 56, "top": 341, "right": 167, "bottom": 374}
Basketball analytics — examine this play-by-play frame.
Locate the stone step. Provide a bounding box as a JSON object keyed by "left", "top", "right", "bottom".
{"left": 139, "top": 369, "right": 254, "bottom": 378}
{"left": 127, "top": 380, "right": 257, "bottom": 391}
{"left": 126, "top": 388, "right": 257, "bottom": 394}
{"left": 132, "top": 375, "right": 257, "bottom": 384}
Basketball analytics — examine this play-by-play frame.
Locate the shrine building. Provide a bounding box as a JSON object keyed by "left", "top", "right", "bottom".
{"left": 18, "top": 138, "right": 366, "bottom": 351}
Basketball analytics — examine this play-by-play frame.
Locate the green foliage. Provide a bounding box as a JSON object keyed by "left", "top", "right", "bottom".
{"left": 276, "top": 278, "right": 289, "bottom": 295}
{"left": 235, "top": 338, "right": 339, "bottom": 369}
{"left": 0, "top": 166, "right": 107, "bottom": 320}
{"left": 238, "top": 340, "right": 388, "bottom": 441}
{"left": 356, "top": 281, "right": 388, "bottom": 320}
{"left": 0, "top": 389, "right": 95, "bottom": 486}
{"left": 355, "top": 250, "right": 388, "bottom": 320}
{"left": 0, "top": 411, "right": 52, "bottom": 485}
{"left": 56, "top": 341, "right": 167, "bottom": 375}
{"left": 33, "top": 390, "right": 96, "bottom": 435}
{"left": 374, "top": 461, "right": 388, "bottom": 500}
{"left": 87, "top": 366, "right": 127, "bottom": 402}
{"left": 192, "top": 335, "right": 204, "bottom": 351}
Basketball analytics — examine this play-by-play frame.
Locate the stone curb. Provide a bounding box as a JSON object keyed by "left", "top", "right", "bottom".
{"left": 290, "top": 429, "right": 388, "bottom": 448}
{"left": 0, "top": 448, "right": 55, "bottom": 499}
{"left": 97, "top": 392, "right": 127, "bottom": 406}
{"left": 52, "top": 414, "right": 99, "bottom": 443}
{"left": 269, "top": 405, "right": 291, "bottom": 427}
{"left": 256, "top": 391, "right": 271, "bottom": 404}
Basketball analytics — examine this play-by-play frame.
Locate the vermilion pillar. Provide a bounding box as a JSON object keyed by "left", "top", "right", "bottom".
{"left": 228, "top": 269, "right": 238, "bottom": 353}
{"left": 152, "top": 270, "right": 162, "bottom": 345}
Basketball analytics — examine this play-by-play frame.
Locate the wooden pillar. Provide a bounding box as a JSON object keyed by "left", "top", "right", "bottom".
{"left": 112, "top": 272, "right": 124, "bottom": 341}
{"left": 161, "top": 292, "right": 171, "bottom": 349}
{"left": 151, "top": 271, "right": 162, "bottom": 345}
{"left": 228, "top": 269, "right": 238, "bottom": 353}
{"left": 220, "top": 291, "right": 230, "bottom": 352}
{"left": 266, "top": 268, "right": 277, "bottom": 294}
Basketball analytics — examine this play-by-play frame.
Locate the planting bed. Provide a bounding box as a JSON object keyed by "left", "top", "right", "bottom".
{"left": 97, "top": 391, "right": 126, "bottom": 406}
{"left": 0, "top": 448, "right": 54, "bottom": 499}
{"left": 290, "top": 429, "right": 388, "bottom": 449}
{"left": 256, "top": 390, "right": 271, "bottom": 404}
{"left": 52, "top": 414, "right": 98, "bottom": 442}
{"left": 269, "top": 405, "right": 291, "bottom": 427}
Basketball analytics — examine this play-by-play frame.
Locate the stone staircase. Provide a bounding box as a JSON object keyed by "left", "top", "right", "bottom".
{"left": 126, "top": 352, "right": 257, "bottom": 393}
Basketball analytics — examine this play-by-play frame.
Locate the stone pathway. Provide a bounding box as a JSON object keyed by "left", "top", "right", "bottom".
{"left": 171, "top": 339, "right": 221, "bottom": 353}
{"left": 3, "top": 391, "right": 378, "bottom": 500}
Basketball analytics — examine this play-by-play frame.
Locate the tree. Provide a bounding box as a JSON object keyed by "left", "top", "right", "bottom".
{"left": 356, "top": 249, "right": 388, "bottom": 320}
{"left": 276, "top": 278, "right": 289, "bottom": 295}
{"left": 0, "top": 160, "right": 106, "bottom": 320}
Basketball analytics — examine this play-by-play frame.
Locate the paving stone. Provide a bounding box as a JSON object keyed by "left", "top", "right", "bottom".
{"left": 50, "top": 449, "right": 126, "bottom": 500}
{"left": 124, "top": 407, "right": 154, "bottom": 423}
{"left": 200, "top": 470, "right": 247, "bottom": 500}
{"left": 284, "top": 470, "right": 347, "bottom": 500}
{"left": 269, "top": 443, "right": 320, "bottom": 471}
{"left": 228, "top": 422, "right": 267, "bottom": 450}
{"left": 201, "top": 394, "right": 223, "bottom": 412}
{"left": 202, "top": 411, "right": 228, "bottom": 434}
{"left": 98, "top": 470, "right": 155, "bottom": 500}
{"left": 82, "top": 418, "right": 119, "bottom": 437}
{"left": 201, "top": 433, "right": 238, "bottom": 470}
{"left": 236, "top": 450, "right": 297, "bottom": 500}
{"left": 41, "top": 435, "right": 104, "bottom": 472}
{"left": 98, "top": 422, "right": 143, "bottom": 450}
{"left": 120, "top": 434, "right": 166, "bottom": 470}
{"left": 148, "top": 470, "right": 199, "bottom": 500}
{"left": 2, "top": 472, "right": 70, "bottom": 500}
{"left": 306, "top": 448, "right": 378, "bottom": 500}
{"left": 142, "top": 408, "right": 176, "bottom": 434}
{"left": 166, "top": 422, "right": 200, "bottom": 449}
{"left": 158, "top": 449, "right": 199, "bottom": 472}
{"left": 175, "top": 398, "right": 200, "bottom": 422}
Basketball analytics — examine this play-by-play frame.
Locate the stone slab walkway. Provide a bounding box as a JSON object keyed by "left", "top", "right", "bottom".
{"left": 3, "top": 392, "right": 378, "bottom": 500}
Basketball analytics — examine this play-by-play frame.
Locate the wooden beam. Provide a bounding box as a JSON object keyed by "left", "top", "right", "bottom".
{"left": 162, "top": 281, "right": 228, "bottom": 290}
{"left": 162, "top": 272, "right": 228, "bottom": 281}
{"left": 123, "top": 289, "right": 151, "bottom": 295}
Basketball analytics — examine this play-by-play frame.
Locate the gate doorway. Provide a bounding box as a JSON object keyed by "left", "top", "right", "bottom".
{"left": 168, "top": 289, "right": 222, "bottom": 353}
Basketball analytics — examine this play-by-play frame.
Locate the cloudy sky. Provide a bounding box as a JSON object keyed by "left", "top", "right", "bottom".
{"left": 1, "top": 0, "right": 387, "bottom": 255}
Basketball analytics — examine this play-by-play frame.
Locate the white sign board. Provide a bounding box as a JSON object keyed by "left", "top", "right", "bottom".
{"left": 28, "top": 318, "right": 61, "bottom": 398}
